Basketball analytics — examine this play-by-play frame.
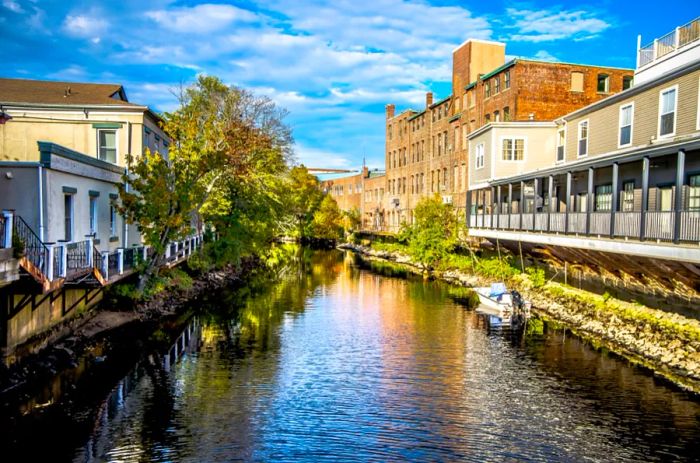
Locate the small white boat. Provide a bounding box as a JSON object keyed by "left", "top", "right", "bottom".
{"left": 474, "top": 283, "right": 531, "bottom": 327}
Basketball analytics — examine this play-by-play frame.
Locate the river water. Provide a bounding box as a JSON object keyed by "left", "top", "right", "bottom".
{"left": 4, "top": 249, "right": 700, "bottom": 462}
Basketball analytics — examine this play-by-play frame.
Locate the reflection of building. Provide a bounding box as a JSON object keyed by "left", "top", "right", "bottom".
{"left": 382, "top": 39, "right": 633, "bottom": 231}
{"left": 467, "top": 17, "right": 700, "bottom": 299}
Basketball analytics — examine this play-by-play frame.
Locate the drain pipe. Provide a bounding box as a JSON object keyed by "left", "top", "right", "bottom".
{"left": 122, "top": 122, "right": 132, "bottom": 248}
{"left": 38, "top": 164, "right": 45, "bottom": 241}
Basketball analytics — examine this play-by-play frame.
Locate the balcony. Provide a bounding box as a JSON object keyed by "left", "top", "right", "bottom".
{"left": 636, "top": 16, "right": 700, "bottom": 84}
{"left": 1, "top": 211, "right": 205, "bottom": 290}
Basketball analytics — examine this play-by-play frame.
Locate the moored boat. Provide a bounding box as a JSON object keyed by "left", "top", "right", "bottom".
{"left": 474, "top": 283, "right": 531, "bottom": 328}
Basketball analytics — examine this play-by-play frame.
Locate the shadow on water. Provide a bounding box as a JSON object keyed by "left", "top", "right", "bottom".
{"left": 2, "top": 247, "right": 700, "bottom": 462}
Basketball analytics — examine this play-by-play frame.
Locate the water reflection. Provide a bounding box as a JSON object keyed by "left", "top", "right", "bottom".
{"left": 14, "top": 248, "right": 700, "bottom": 462}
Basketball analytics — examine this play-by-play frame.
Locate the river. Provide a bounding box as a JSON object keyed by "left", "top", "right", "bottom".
{"left": 3, "top": 249, "right": 700, "bottom": 462}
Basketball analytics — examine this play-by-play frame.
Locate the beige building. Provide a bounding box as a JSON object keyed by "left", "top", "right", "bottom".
{"left": 0, "top": 78, "right": 169, "bottom": 251}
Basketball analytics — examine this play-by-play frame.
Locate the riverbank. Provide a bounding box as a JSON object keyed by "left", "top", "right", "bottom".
{"left": 0, "top": 257, "right": 260, "bottom": 401}
{"left": 341, "top": 242, "right": 700, "bottom": 394}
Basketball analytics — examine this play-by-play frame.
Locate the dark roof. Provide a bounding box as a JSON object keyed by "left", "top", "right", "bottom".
{"left": 0, "top": 77, "right": 140, "bottom": 106}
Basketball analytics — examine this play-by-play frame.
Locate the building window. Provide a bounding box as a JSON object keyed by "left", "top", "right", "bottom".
{"left": 503, "top": 106, "right": 510, "bottom": 122}
{"left": 619, "top": 104, "right": 633, "bottom": 147}
{"left": 622, "top": 181, "right": 635, "bottom": 212}
{"left": 110, "top": 204, "right": 117, "bottom": 236}
{"left": 493, "top": 77, "right": 500, "bottom": 94}
{"left": 578, "top": 120, "right": 588, "bottom": 157}
{"left": 597, "top": 74, "right": 610, "bottom": 93}
{"left": 475, "top": 143, "right": 485, "bottom": 169}
{"left": 504, "top": 71, "right": 510, "bottom": 89}
{"left": 659, "top": 86, "right": 677, "bottom": 137}
{"left": 494, "top": 110, "right": 500, "bottom": 122}
{"left": 556, "top": 128, "right": 565, "bottom": 162}
{"left": 688, "top": 175, "right": 700, "bottom": 211}
{"left": 97, "top": 129, "right": 117, "bottom": 164}
{"left": 501, "top": 138, "right": 525, "bottom": 161}
{"left": 595, "top": 184, "right": 612, "bottom": 211}
{"left": 623, "top": 76, "right": 633, "bottom": 90}
{"left": 89, "top": 196, "right": 98, "bottom": 235}
{"left": 485, "top": 81, "right": 491, "bottom": 98}
{"left": 570, "top": 72, "right": 584, "bottom": 92}
{"left": 485, "top": 114, "right": 491, "bottom": 123}
{"left": 64, "top": 194, "right": 73, "bottom": 242}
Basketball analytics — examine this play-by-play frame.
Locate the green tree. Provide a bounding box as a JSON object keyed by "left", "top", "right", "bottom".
{"left": 118, "top": 75, "right": 292, "bottom": 290}
{"left": 311, "top": 195, "right": 344, "bottom": 241}
{"left": 343, "top": 207, "right": 361, "bottom": 234}
{"left": 404, "top": 194, "right": 457, "bottom": 271}
{"left": 284, "top": 166, "right": 324, "bottom": 239}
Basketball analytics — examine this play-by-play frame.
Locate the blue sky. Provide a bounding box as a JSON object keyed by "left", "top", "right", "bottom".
{"left": 1, "top": 1, "right": 697, "bottom": 170}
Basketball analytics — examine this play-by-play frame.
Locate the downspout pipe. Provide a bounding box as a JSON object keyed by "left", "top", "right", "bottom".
{"left": 123, "top": 122, "right": 132, "bottom": 248}
{"left": 38, "top": 164, "right": 45, "bottom": 241}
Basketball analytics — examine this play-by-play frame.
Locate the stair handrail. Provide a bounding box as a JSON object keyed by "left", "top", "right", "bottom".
{"left": 12, "top": 215, "right": 49, "bottom": 276}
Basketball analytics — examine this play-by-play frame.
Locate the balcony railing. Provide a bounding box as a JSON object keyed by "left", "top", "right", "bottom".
{"left": 638, "top": 16, "right": 700, "bottom": 68}
{"left": 470, "top": 209, "right": 700, "bottom": 244}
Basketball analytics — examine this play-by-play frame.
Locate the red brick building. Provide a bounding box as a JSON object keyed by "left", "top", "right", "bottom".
{"left": 382, "top": 39, "right": 634, "bottom": 231}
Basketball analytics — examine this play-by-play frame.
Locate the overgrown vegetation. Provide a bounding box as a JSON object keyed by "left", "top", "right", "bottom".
{"left": 447, "top": 286, "right": 480, "bottom": 308}
{"left": 115, "top": 75, "right": 349, "bottom": 293}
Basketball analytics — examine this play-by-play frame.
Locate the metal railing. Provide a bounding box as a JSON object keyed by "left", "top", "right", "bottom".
{"left": 645, "top": 211, "right": 675, "bottom": 241}
{"left": 679, "top": 211, "right": 700, "bottom": 242}
{"left": 550, "top": 213, "right": 566, "bottom": 233}
{"left": 13, "top": 215, "right": 49, "bottom": 275}
{"left": 614, "top": 212, "right": 641, "bottom": 237}
{"left": 534, "top": 213, "right": 548, "bottom": 231}
{"left": 66, "top": 240, "right": 91, "bottom": 278}
{"left": 589, "top": 212, "right": 611, "bottom": 236}
{"left": 497, "top": 214, "right": 509, "bottom": 229}
{"left": 522, "top": 214, "right": 534, "bottom": 231}
{"left": 568, "top": 213, "right": 587, "bottom": 234}
{"left": 638, "top": 16, "right": 700, "bottom": 68}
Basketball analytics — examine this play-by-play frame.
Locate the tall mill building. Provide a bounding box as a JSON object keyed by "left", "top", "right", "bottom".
{"left": 383, "top": 39, "right": 633, "bottom": 231}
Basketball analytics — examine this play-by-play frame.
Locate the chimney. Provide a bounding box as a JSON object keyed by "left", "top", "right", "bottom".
{"left": 386, "top": 104, "right": 395, "bottom": 119}
{"left": 425, "top": 92, "right": 433, "bottom": 108}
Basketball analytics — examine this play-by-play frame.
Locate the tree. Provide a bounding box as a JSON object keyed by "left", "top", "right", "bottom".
{"left": 404, "top": 194, "right": 457, "bottom": 271}
{"left": 343, "top": 207, "right": 361, "bottom": 234}
{"left": 118, "top": 75, "right": 293, "bottom": 290}
{"left": 284, "top": 166, "right": 324, "bottom": 239}
{"left": 311, "top": 195, "right": 344, "bottom": 241}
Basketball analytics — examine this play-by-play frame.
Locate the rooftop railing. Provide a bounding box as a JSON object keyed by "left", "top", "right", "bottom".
{"left": 638, "top": 16, "right": 700, "bottom": 68}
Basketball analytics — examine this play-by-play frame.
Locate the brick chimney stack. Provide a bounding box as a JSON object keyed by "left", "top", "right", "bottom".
{"left": 386, "top": 104, "right": 395, "bottom": 119}
{"left": 426, "top": 92, "right": 433, "bottom": 108}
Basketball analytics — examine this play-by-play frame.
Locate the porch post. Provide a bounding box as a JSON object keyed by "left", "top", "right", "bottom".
{"left": 481, "top": 189, "right": 486, "bottom": 227}
{"left": 586, "top": 167, "right": 594, "bottom": 235}
{"left": 674, "top": 149, "right": 685, "bottom": 243}
{"left": 532, "top": 177, "right": 538, "bottom": 230}
{"left": 60, "top": 245, "right": 67, "bottom": 277}
{"left": 496, "top": 185, "right": 502, "bottom": 228}
{"left": 47, "top": 245, "right": 54, "bottom": 281}
{"left": 117, "top": 248, "right": 124, "bottom": 275}
{"left": 640, "top": 157, "right": 650, "bottom": 241}
{"left": 507, "top": 183, "right": 513, "bottom": 229}
{"left": 611, "top": 162, "right": 619, "bottom": 237}
{"left": 547, "top": 175, "right": 554, "bottom": 232}
{"left": 490, "top": 186, "right": 495, "bottom": 228}
{"left": 465, "top": 190, "right": 472, "bottom": 227}
{"left": 565, "top": 172, "right": 572, "bottom": 234}
{"left": 2, "top": 210, "right": 12, "bottom": 248}
{"left": 520, "top": 180, "right": 525, "bottom": 231}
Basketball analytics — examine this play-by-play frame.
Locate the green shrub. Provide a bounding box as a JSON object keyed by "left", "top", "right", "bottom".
{"left": 526, "top": 267, "right": 546, "bottom": 288}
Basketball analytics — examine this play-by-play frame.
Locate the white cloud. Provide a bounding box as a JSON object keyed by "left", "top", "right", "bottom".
{"left": 294, "top": 144, "right": 353, "bottom": 169}
{"left": 146, "top": 4, "right": 258, "bottom": 33}
{"left": 63, "top": 14, "right": 108, "bottom": 41}
{"left": 506, "top": 8, "right": 611, "bottom": 42}
{"left": 2, "top": 0, "right": 23, "bottom": 13}
{"left": 533, "top": 50, "right": 558, "bottom": 62}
